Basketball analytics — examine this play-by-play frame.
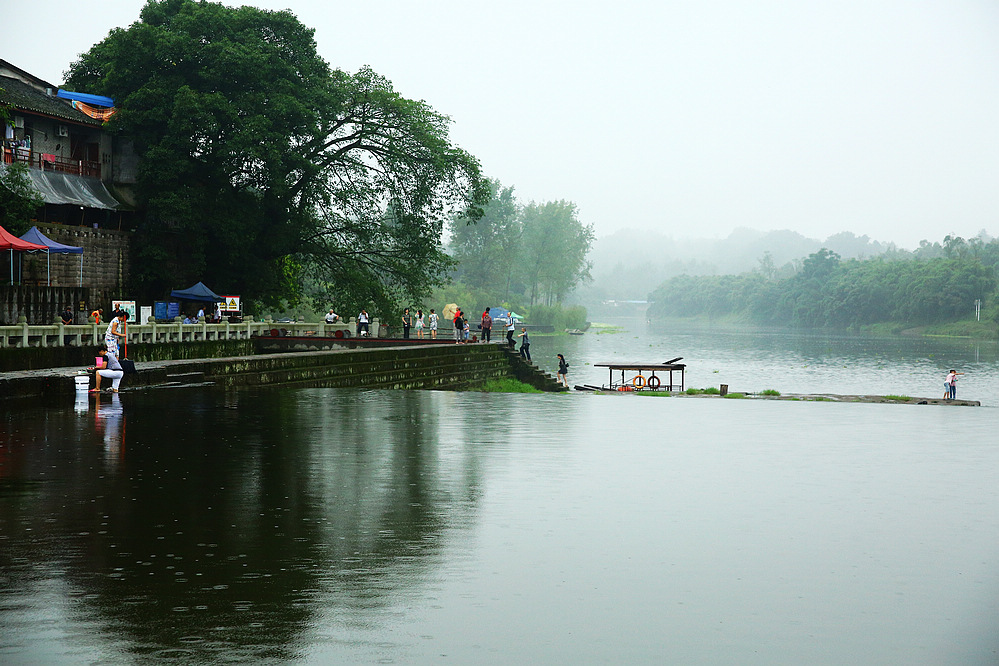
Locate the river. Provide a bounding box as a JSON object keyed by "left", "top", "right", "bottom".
{"left": 2, "top": 319, "right": 998, "bottom": 664}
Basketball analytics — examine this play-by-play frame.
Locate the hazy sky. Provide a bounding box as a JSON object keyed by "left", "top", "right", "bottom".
{"left": 6, "top": 0, "right": 999, "bottom": 248}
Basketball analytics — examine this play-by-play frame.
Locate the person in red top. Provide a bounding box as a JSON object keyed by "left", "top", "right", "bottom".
{"left": 480, "top": 308, "right": 492, "bottom": 343}
{"left": 453, "top": 309, "right": 464, "bottom": 344}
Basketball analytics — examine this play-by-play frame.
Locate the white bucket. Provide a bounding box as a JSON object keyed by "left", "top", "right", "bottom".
{"left": 74, "top": 375, "right": 90, "bottom": 391}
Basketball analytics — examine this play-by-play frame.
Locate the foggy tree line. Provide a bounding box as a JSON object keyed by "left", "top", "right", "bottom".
{"left": 445, "top": 179, "right": 594, "bottom": 309}
{"left": 648, "top": 235, "right": 999, "bottom": 328}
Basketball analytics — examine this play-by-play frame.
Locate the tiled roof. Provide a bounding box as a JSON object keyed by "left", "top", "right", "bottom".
{"left": 0, "top": 75, "right": 102, "bottom": 127}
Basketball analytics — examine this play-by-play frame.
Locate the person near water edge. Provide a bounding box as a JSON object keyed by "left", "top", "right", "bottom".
{"left": 557, "top": 354, "right": 569, "bottom": 387}
{"left": 517, "top": 327, "right": 531, "bottom": 361}
{"left": 945, "top": 369, "right": 964, "bottom": 400}
{"left": 91, "top": 343, "right": 124, "bottom": 393}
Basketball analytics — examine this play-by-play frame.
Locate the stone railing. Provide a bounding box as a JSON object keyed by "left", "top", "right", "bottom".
{"left": 0, "top": 317, "right": 380, "bottom": 349}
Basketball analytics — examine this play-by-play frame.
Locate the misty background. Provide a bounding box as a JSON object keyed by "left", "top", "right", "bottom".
{"left": 6, "top": 0, "right": 999, "bottom": 251}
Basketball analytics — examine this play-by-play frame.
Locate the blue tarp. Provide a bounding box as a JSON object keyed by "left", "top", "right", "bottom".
{"left": 57, "top": 89, "right": 115, "bottom": 107}
{"left": 19, "top": 226, "right": 83, "bottom": 254}
{"left": 487, "top": 307, "right": 521, "bottom": 324}
{"left": 169, "top": 282, "right": 223, "bottom": 302}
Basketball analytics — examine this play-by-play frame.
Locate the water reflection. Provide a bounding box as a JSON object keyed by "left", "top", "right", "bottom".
{"left": 94, "top": 393, "right": 125, "bottom": 469}
{"left": 0, "top": 389, "right": 500, "bottom": 662}
{"left": 3, "top": 323, "right": 999, "bottom": 663}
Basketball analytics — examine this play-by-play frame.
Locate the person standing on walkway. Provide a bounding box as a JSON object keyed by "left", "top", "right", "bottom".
{"left": 557, "top": 354, "right": 569, "bottom": 387}
{"left": 402, "top": 308, "right": 412, "bottom": 339}
{"left": 506, "top": 315, "right": 516, "bottom": 348}
{"left": 517, "top": 327, "right": 531, "bottom": 361}
{"left": 453, "top": 309, "right": 465, "bottom": 343}
{"left": 104, "top": 311, "right": 126, "bottom": 355}
{"left": 325, "top": 308, "right": 339, "bottom": 324}
{"left": 480, "top": 308, "right": 492, "bottom": 343}
{"left": 415, "top": 310, "right": 425, "bottom": 338}
{"left": 358, "top": 309, "right": 369, "bottom": 336}
{"left": 429, "top": 309, "right": 438, "bottom": 339}
{"left": 61, "top": 305, "right": 74, "bottom": 325}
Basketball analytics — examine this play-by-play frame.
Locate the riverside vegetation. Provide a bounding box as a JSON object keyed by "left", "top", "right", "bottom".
{"left": 648, "top": 235, "right": 999, "bottom": 336}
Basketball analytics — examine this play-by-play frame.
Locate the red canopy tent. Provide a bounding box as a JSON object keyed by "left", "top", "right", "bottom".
{"left": 0, "top": 225, "right": 47, "bottom": 285}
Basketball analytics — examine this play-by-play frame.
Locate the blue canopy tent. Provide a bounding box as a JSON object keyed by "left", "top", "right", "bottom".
{"left": 170, "top": 282, "right": 224, "bottom": 302}
{"left": 487, "top": 307, "right": 521, "bottom": 325}
{"left": 19, "top": 226, "right": 84, "bottom": 286}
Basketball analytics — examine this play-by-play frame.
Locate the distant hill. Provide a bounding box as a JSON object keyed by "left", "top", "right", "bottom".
{"left": 578, "top": 228, "right": 893, "bottom": 303}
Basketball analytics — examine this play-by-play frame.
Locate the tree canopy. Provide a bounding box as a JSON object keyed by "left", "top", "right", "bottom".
{"left": 66, "top": 0, "right": 486, "bottom": 312}
{"left": 447, "top": 180, "right": 594, "bottom": 308}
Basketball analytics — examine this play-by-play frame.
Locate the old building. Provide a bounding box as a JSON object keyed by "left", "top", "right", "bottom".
{"left": 1, "top": 59, "right": 136, "bottom": 322}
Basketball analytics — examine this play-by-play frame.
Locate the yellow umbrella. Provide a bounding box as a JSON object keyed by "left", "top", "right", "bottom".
{"left": 442, "top": 303, "right": 458, "bottom": 321}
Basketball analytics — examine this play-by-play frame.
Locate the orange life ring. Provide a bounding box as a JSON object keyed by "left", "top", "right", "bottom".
{"left": 632, "top": 375, "right": 646, "bottom": 388}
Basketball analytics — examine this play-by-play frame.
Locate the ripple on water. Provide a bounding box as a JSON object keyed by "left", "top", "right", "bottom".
{"left": 151, "top": 648, "right": 196, "bottom": 660}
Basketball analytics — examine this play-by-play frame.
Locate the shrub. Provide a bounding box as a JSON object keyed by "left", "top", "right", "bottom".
{"left": 526, "top": 304, "right": 588, "bottom": 330}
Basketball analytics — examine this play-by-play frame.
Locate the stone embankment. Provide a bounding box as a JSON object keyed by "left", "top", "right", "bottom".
{"left": 0, "top": 339, "right": 567, "bottom": 401}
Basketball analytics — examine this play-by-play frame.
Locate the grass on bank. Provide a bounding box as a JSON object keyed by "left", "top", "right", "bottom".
{"left": 474, "top": 378, "right": 544, "bottom": 393}
{"left": 590, "top": 323, "right": 626, "bottom": 334}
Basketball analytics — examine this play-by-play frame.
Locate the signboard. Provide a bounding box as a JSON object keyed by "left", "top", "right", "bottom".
{"left": 140, "top": 305, "right": 152, "bottom": 324}
{"left": 221, "top": 295, "right": 241, "bottom": 313}
{"left": 112, "top": 300, "right": 136, "bottom": 322}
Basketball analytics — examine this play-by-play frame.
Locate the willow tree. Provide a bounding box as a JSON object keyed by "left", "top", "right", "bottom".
{"left": 518, "top": 200, "right": 594, "bottom": 305}
{"left": 66, "top": 0, "right": 486, "bottom": 311}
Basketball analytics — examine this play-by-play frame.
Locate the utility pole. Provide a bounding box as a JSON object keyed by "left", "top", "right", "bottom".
{"left": 975, "top": 299, "right": 981, "bottom": 322}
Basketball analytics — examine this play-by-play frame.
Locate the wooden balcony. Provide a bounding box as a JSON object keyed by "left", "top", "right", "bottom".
{"left": 2, "top": 146, "right": 101, "bottom": 179}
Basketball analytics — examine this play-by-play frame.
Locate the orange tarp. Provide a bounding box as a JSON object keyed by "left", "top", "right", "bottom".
{"left": 72, "top": 100, "right": 117, "bottom": 122}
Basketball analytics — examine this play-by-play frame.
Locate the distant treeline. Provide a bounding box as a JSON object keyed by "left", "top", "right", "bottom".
{"left": 648, "top": 235, "right": 999, "bottom": 328}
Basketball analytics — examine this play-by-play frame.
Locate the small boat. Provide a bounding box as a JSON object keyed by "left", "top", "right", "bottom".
{"left": 585, "top": 359, "right": 686, "bottom": 392}
{"left": 567, "top": 329, "right": 585, "bottom": 335}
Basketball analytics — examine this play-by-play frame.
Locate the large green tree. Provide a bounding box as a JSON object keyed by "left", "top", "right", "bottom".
{"left": 518, "top": 200, "right": 594, "bottom": 305}
{"left": 66, "top": 0, "right": 485, "bottom": 311}
{"left": 448, "top": 179, "right": 521, "bottom": 302}
{"left": 0, "top": 163, "right": 44, "bottom": 236}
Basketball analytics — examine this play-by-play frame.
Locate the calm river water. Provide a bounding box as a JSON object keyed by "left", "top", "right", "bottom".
{"left": 2, "top": 319, "right": 998, "bottom": 664}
